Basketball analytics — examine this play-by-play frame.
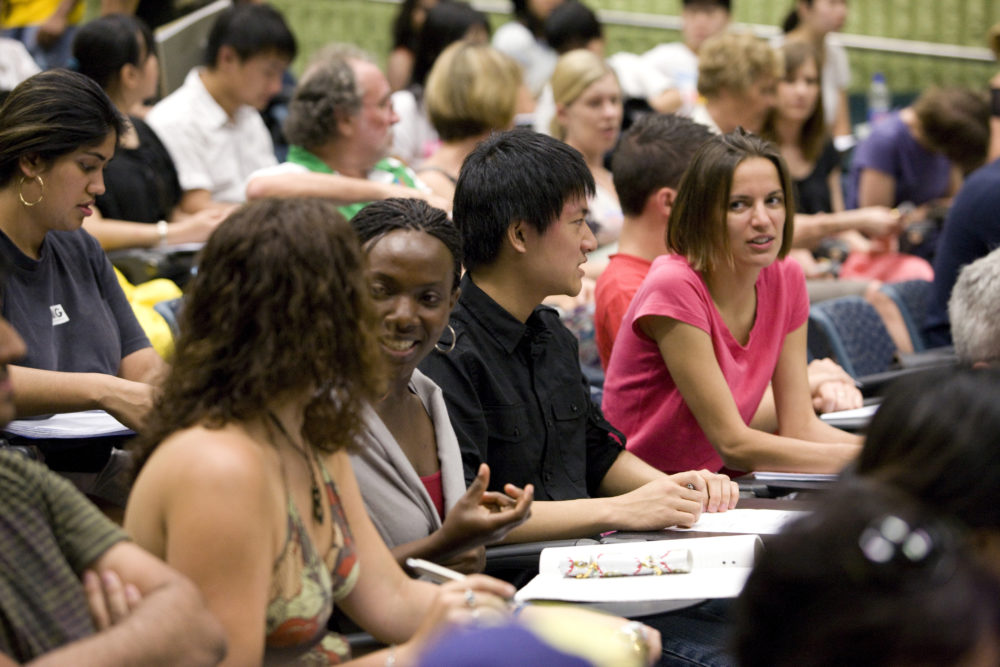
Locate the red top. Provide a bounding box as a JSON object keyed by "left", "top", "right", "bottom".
{"left": 419, "top": 469, "right": 445, "bottom": 521}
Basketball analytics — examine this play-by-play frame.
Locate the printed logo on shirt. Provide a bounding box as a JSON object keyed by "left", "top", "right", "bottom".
{"left": 50, "top": 304, "right": 69, "bottom": 326}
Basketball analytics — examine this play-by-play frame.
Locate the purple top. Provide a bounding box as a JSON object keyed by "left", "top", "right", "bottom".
{"left": 846, "top": 112, "right": 951, "bottom": 209}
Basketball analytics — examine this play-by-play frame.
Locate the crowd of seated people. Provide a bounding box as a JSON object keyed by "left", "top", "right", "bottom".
{"left": 3, "top": 1, "right": 1000, "bottom": 665}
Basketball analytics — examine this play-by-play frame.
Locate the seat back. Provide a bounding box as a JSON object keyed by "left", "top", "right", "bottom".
{"left": 153, "top": 297, "right": 184, "bottom": 340}
{"left": 878, "top": 280, "right": 933, "bottom": 352}
{"left": 807, "top": 296, "right": 898, "bottom": 378}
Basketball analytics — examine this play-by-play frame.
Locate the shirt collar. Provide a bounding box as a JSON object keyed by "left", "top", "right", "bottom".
{"left": 458, "top": 274, "right": 528, "bottom": 354}
{"left": 286, "top": 145, "right": 333, "bottom": 173}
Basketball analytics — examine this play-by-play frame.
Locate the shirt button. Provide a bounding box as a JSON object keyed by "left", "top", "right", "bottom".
{"left": 543, "top": 471, "right": 552, "bottom": 482}
{"left": 570, "top": 404, "right": 578, "bottom": 413}
{"left": 546, "top": 420, "right": 553, "bottom": 427}
{"left": 514, "top": 427, "right": 520, "bottom": 437}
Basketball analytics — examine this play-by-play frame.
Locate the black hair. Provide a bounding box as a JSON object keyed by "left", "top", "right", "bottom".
{"left": 684, "top": 0, "right": 731, "bottom": 10}
{"left": 453, "top": 128, "right": 594, "bottom": 272}
{"left": 612, "top": 113, "right": 713, "bottom": 217}
{"left": 512, "top": 0, "right": 548, "bottom": 38}
{"left": 734, "top": 479, "right": 1000, "bottom": 667}
{"left": 392, "top": 0, "right": 425, "bottom": 51}
{"left": 73, "top": 13, "right": 155, "bottom": 92}
{"left": 0, "top": 69, "right": 126, "bottom": 187}
{"left": 782, "top": 0, "right": 808, "bottom": 32}
{"left": 857, "top": 366, "right": 1000, "bottom": 531}
{"left": 351, "top": 198, "right": 463, "bottom": 287}
{"left": 544, "top": 0, "right": 602, "bottom": 55}
{"left": 203, "top": 3, "right": 297, "bottom": 68}
{"left": 411, "top": 1, "right": 490, "bottom": 89}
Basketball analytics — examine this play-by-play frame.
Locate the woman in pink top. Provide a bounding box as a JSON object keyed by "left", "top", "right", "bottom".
{"left": 602, "top": 130, "right": 861, "bottom": 475}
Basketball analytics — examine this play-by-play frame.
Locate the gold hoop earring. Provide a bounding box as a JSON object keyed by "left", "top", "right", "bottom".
{"left": 17, "top": 175, "right": 44, "bottom": 207}
{"left": 435, "top": 324, "right": 457, "bottom": 354}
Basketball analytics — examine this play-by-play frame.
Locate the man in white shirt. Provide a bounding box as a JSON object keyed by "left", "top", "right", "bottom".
{"left": 146, "top": 3, "right": 296, "bottom": 211}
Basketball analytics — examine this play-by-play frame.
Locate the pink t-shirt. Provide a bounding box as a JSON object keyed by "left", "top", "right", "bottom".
{"left": 602, "top": 254, "right": 809, "bottom": 474}
{"left": 594, "top": 253, "right": 653, "bottom": 371}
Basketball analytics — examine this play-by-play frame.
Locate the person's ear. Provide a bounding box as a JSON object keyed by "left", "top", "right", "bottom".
{"left": 18, "top": 154, "right": 43, "bottom": 178}
{"left": 654, "top": 186, "right": 676, "bottom": 218}
{"left": 119, "top": 62, "right": 140, "bottom": 90}
{"left": 554, "top": 102, "right": 569, "bottom": 129}
{"left": 507, "top": 219, "right": 529, "bottom": 254}
{"left": 216, "top": 44, "right": 240, "bottom": 71}
{"left": 337, "top": 110, "right": 356, "bottom": 139}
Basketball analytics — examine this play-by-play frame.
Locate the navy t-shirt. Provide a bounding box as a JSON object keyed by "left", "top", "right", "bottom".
{"left": 0, "top": 228, "right": 150, "bottom": 374}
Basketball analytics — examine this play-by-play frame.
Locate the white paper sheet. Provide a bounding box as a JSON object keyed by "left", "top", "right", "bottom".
{"left": 4, "top": 411, "right": 133, "bottom": 439}
{"left": 668, "top": 508, "right": 808, "bottom": 535}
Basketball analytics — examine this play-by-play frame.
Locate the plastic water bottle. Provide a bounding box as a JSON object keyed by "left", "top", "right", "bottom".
{"left": 867, "top": 72, "right": 890, "bottom": 126}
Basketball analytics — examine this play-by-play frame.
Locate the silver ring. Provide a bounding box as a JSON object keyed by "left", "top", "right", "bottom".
{"left": 464, "top": 588, "right": 476, "bottom": 608}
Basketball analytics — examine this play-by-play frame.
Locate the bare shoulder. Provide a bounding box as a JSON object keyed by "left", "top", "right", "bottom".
{"left": 142, "top": 423, "right": 273, "bottom": 485}
{"left": 126, "top": 423, "right": 281, "bottom": 551}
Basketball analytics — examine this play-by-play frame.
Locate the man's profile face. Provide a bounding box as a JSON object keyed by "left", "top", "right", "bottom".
{"left": 521, "top": 195, "right": 597, "bottom": 298}
{"left": 231, "top": 50, "right": 289, "bottom": 111}
{"left": 348, "top": 60, "right": 399, "bottom": 170}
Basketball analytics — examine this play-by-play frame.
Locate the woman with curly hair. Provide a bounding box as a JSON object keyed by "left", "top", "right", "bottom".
{"left": 124, "top": 197, "right": 516, "bottom": 665}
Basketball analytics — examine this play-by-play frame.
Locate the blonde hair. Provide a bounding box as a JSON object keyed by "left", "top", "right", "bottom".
{"left": 697, "top": 32, "right": 782, "bottom": 100}
{"left": 425, "top": 40, "right": 522, "bottom": 142}
{"left": 549, "top": 48, "right": 617, "bottom": 140}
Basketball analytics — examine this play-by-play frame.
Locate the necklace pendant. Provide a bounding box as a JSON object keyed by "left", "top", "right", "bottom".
{"left": 311, "top": 483, "right": 324, "bottom": 523}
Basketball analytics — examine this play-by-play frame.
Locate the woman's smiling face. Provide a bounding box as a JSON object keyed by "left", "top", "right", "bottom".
{"left": 365, "top": 229, "right": 458, "bottom": 380}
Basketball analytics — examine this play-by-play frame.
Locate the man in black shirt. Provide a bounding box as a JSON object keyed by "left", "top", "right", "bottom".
{"left": 420, "top": 129, "right": 738, "bottom": 544}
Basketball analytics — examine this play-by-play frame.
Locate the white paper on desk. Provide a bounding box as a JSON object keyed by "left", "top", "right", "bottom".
{"left": 820, "top": 403, "right": 879, "bottom": 427}
{"left": 668, "top": 508, "right": 808, "bottom": 535}
{"left": 516, "top": 535, "right": 762, "bottom": 607}
{"left": 4, "top": 411, "right": 133, "bottom": 439}
{"left": 751, "top": 471, "right": 839, "bottom": 483}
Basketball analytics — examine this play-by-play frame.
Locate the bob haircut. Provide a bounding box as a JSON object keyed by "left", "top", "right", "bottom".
{"left": 735, "top": 479, "right": 1000, "bottom": 667}
{"left": 203, "top": 3, "right": 296, "bottom": 68}
{"left": 0, "top": 69, "right": 126, "bottom": 188}
{"left": 856, "top": 366, "right": 1000, "bottom": 531}
{"left": 425, "top": 41, "right": 521, "bottom": 142}
{"left": 454, "top": 128, "right": 595, "bottom": 273}
{"left": 667, "top": 129, "right": 795, "bottom": 274}
{"left": 352, "top": 198, "right": 463, "bottom": 288}
{"left": 549, "top": 48, "right": 618, "bottom": 140}
{"left": 72, "top": 13, "right": 155, "bottom": 93}
{"left": 612, "top": 113, "right": 713, "bottom": 217}
{"left": 411, "top": 1, "right": 490, "bottom": 89}
{"left": 133, "top": 198, "right": 382, "bottom": 469}
{"left": 697, "top": 32, "right": 782, "bottom": 100}
{"left": 913, "top": 86, "right": 989, "bottom": 176}
{"left": 762, "top": 40, "right": 826, "bottom": 163}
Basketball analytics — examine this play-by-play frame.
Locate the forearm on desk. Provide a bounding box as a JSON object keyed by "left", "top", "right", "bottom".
{"left": 10, "top": 366, "right": 119, "bottom": 417}
{"left": 498, "top": 497, "right": 620, "bottom": 543}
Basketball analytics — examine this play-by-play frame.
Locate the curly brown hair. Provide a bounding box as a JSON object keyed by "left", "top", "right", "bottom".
{"left": 133, "top": 197, "right": 383, "bottom": 470}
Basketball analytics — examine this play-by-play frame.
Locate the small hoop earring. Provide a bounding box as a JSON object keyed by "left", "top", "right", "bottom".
{"left": 435, "top": 324, "right": 457, "bottom": 354}
{"left": 17, "top": 175, "right": 44, "bottom": 207}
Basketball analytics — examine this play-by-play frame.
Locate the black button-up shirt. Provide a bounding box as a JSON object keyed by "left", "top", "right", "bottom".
{"left": 419, "top": 274, "right": 624, "bottom": 501}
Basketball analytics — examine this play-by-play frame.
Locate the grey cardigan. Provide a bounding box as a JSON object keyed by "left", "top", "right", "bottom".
{"left": 350, "top": 369, "right": 467, "bottom": 549}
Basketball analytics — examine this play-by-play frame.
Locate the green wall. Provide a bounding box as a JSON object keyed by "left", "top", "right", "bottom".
{"left": 88, "top": 0, "right": 1000, "bottom": 93}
